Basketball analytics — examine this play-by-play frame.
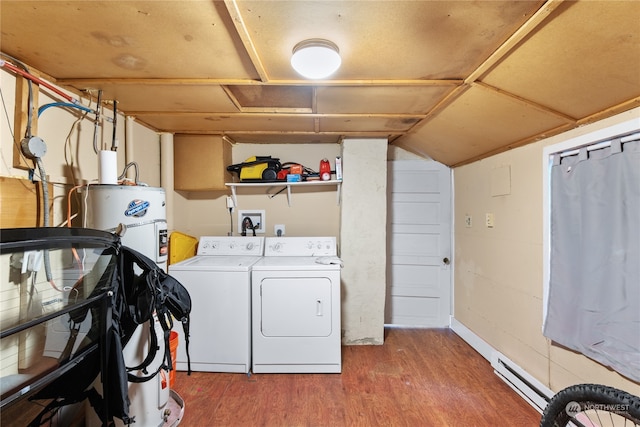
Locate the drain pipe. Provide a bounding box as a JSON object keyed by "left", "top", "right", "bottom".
{"left": 125, "top": 116, "right": 135, "bottom": 178}
{"left": 160, "top": 132, "right": 174, "bottom": 231}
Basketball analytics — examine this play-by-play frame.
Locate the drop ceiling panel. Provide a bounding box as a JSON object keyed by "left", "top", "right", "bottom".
{"left": 137, "top": 114, "right": 316, "bottom": 133}
{"left": 398, "top": 84, "right": 571, "bottom": 166}
{"left": 237, "top": 0, "right": 545, "bottom": 80}
{"left": 0, "top": 1, "right": 257, "bottom": 79}
{"left": 481, "top": 1, "right": 640, "bottom": 119}
{"left": 316, "top": 86, "right": 455, "bottom": 115}
{"left": 80, "top": 84, "right": 239, "bottom": 113}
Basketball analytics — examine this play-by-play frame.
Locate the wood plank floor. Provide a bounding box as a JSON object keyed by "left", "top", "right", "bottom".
{"left": 172, "top": 328, "right": 541, "bottom": 426}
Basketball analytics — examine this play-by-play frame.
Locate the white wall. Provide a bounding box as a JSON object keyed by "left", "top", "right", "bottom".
{"left": 0, "top": 68, "right": 160, "bottom": 228}
{"left": 453, "top": 107, "right": 640, "bottom": 395}
{"left": 171, "top": 143, "right": 342, "bottom": 239}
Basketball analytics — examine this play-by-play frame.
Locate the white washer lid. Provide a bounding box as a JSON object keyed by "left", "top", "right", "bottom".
{"left": 169, "top": 255, "right": 262, "bottom": 272}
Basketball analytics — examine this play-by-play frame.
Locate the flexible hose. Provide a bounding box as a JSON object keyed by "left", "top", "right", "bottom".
{"left": 111, "top": 100, "right": 118, "bottom": 150}
{"left": 36, "top": 157, "right": 53, "bottom": 281}
{"left": 38, "top": 102, "right": 94, "bottom": 117}
{"left": 118, "top": 161, "right": 140, "bottom": 185}
{"left": 93, "top": 90, "right": 102, "bottom": 154}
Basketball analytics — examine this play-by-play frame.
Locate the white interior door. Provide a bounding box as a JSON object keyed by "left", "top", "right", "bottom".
{"left": 386, "top": 160, "right": 451, "bottom": 327}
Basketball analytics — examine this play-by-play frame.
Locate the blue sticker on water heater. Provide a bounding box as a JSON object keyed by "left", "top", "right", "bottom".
{"left": 125, "top": 199, "right": 150, "bottom": 217}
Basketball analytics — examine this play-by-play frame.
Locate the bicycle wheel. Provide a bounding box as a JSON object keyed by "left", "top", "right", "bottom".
{"left": 541, "top": 383, "right": 640, "bottom": 427}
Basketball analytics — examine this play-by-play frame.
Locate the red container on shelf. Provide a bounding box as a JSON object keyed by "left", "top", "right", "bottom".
{"left": 320, "top": 158, "right": 331, "bottom": 181}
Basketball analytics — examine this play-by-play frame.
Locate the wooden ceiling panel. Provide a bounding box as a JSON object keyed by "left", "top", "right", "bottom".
{"left": 237, "top": 0, "right": 545, "bottom": 80}
{"left": 226, "top": 133, "right": 340, "bottom": 144}
{"left": 136, "top": 114, "right": 316, "bottom": 133}
{"left": 397, "top": 84, "right": 571, "bottom": 166}
{"left": 0, "top": 1, "right": 257, "bottom": 79}
{"left": 226, "top": 86, "right": 313, "bottom": 110}
{"left": 81, "top": 84, "right": 239, "bottom": 113}
{"left": 316, "top": 86, "right": 455, "bottom": 115}
{"left": 481, "top": 1, "right": 640, "bottom": 119}
{"left": 320, "top": 116, "right": 421, "bottom": 133}
{"left": 1, "top": 1, "right": 639, "bottom": 166}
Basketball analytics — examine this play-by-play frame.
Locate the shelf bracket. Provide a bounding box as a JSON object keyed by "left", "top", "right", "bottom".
{"left": 230, "top": 185, "right": 238, "bottom": 207}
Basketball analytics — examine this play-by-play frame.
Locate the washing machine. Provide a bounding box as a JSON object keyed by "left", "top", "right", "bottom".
{"left": 251, "top": 237, "right": 342, "bottom": 373}
{"left": 168, "top": 236, "right": 263, "bottom": 373}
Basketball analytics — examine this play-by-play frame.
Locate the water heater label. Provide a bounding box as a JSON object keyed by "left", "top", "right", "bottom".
{"left": 158, "top": 229, "right": 168, "bottom": 258}
{"left": 125, "top": 199, "right": 150, "bottom": 217}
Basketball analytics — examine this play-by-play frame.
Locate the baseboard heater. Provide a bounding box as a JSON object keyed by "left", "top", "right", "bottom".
{"left": 491, "top": 351, "right": 553, "bottom": 413}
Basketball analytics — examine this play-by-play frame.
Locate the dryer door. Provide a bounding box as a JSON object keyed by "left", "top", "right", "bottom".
{"left": 260, "top": 276, "right": 332, "bottom": 337}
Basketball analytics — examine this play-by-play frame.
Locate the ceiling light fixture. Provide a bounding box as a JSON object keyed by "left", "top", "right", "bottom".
{"left": 291, "top": 39, "right": 341, "bottom": 79}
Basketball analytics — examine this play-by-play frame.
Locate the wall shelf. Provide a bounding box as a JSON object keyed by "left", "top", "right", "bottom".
{"left": 226, "top": 180, "right": 342, "bottom": 207}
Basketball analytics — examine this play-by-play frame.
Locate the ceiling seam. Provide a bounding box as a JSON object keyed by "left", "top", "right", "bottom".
{"left": 465, "top": 0, "right": 565, "bottom": 84}
{"left": 57, "top": 78, "right": 464, "bottom": 87}
{"left": 398, "top": 0, "right": 566, "bottom": 157}
{"left": 223, "top": 0, "right": 270, "bottom": 82}
{"left": 451, "top": 122, "right": 577, "bottom": 168}
{"left": 472, "top": 82, "right": 577, "bottom": 124}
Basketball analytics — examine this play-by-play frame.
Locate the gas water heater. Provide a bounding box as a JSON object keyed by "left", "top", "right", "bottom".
{"left": 84, "top": 184, "right": 172, "bottom": 426}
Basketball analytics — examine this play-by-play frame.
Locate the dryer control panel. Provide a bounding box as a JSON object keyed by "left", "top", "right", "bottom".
{"left": 197, "top": 236, "right": 264, "bottom": 256}
{"left": 264, "top": 237, "right": 337, "bottom": 257}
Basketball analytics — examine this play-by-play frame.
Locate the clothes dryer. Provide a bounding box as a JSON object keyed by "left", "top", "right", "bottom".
{"left": 168, "top": 236, "right": 263, "bottom": 373}
{"left": 251, "top": 237, "right": 342, "bottom": 373}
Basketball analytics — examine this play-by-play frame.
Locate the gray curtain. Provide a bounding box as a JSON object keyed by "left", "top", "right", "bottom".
{"left": 544, "top": 136, "right": 640, "bottom": 382}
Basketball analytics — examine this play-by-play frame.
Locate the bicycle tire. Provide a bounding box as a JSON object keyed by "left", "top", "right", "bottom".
{"left": 540, "top": 383, "right": 640, "bottom": 427}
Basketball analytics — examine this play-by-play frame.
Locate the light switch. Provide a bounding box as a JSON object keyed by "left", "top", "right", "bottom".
{"left": 486, "top": 213, "right": 494, "bottom": 228}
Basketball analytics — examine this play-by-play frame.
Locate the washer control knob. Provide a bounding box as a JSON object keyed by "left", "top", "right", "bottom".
{"left": 246, "top": 242, "right": 254, "bottom": 250}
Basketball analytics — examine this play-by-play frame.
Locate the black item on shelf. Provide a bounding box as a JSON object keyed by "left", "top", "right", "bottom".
{"left": 226, "top": 156, "right": 282, "bottom": 182}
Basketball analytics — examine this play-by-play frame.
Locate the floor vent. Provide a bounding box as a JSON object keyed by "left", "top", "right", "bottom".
{"left": 491, "top": 351, "right": 553, "bottom": 413}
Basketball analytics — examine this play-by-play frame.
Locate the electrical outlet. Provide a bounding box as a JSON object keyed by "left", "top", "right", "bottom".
{"left": 274, "top": 224, "right": 285, "bottom": 236}
{"left": 226, "top": 196, "right": 235, "bottom": 210}
{"left": 464, "top": 215, "right": 472, "bottom": 228}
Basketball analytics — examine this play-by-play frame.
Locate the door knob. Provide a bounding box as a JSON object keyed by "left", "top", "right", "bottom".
{"left": 443, "top": 257, "right": 450, "bottom": 265}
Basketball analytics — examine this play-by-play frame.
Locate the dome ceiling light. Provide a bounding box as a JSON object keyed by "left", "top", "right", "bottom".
{"left": 290, "top": 39, "right": 341, "bottom": 79}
